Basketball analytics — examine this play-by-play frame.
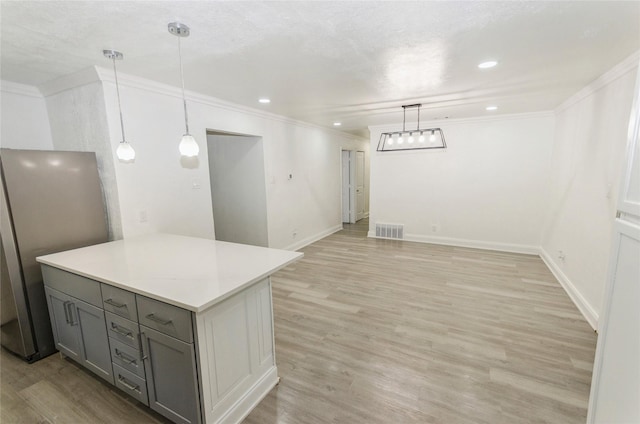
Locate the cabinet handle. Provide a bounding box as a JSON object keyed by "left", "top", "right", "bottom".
{"left": 118, "top": 375, "right": 140, "bottom": 393}
{"left": 114, "top": 348, "right": 137, "bottom": 365}
{"left": 105, "top": 298, "right": 127, "bottom": 308}
{"left": 139, "top": 332, "right": 148, "bottom": 361}
{"left": 66, "top": 302, "right": 77, "bottom": 326}
{"left": 109, "top": 322, "right": 133, "bottom": 338}
{"left": 63, "top": 301, "right": 71, "bottom": 324}
{"left": 145, "top": 313, "right": 172, "bottom": 326}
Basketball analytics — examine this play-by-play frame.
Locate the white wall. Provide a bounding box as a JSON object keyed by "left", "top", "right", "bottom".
{"left": 0, "top": 81, "right": 53, "bottom": 150}
{"left": 540, "top": 57, "right": 639, "bottom": 328}
{"left": 369, "top": 113, "right": 555, "bottom": 253}
{"left": 207, "top": 134, "right": 268, "bottom": 247}
{"left": 44, "top": 78, "right": 123, "bottom": 240}
{"left": 96, "top": 68, "right": 369, "bottom": 249}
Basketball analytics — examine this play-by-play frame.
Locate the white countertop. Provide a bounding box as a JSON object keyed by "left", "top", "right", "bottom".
{"left": 36, "top": 233, "right": 303, "bottom": 313}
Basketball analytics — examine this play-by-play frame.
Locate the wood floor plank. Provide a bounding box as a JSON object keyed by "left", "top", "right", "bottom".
{"left": 246, "top": 218, "right": 597, "bottom": 424}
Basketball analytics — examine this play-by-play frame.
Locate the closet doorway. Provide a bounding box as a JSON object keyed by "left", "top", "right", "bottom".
{"left": 341, "top": 150, "right": 365, "bottom": 224}
{"left": 206, "top": 131, "right": 268, "bottom": 247}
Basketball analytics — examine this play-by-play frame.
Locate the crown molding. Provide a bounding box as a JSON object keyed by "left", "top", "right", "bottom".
{"left": 367, "top": 110, "right": 554, "bottom": 134}
{"left": 0, "top": 80, "right": 43, "bottom": 98}
{"left": 556, "top": 50, "right": 640, "bottom": 113}
{"left": 94, "top": 66, "right": 366, "bottom": 143}
{"left": 38, "top": 66, "right": 101, "bottom": 97}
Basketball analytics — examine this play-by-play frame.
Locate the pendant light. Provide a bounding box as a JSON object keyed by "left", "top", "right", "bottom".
{"left": 169, "top": 22, "right": 199, "bottom": 157}
{"left": 376, "top": 104, "right": 447, "bottom": 152}
{"left": 103, "top": 50, "right": 135, "bottom": 161}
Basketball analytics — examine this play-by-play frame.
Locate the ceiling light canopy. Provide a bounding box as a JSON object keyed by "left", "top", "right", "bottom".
{"left": 333, "top": 122, "right": 342, "bottom": 126}
{"left": 377, "top": 104, "right": 447, "bottom": 152}
{"left": 169, "top": 22, "right": 200, "bottom": 158}
{"left": 478, "top": 60, "right": 498, "bottom": 69}
{"left": 258, "top": 98, "right": 271, "bottom": 104}
{"left": 103, "top": 49, "right": 135, "bottom": 162}
{"left": 486, "top": 105, "right": 498, "bottom": 111}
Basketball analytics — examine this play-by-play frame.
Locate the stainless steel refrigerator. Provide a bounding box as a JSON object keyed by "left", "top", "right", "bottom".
{"left": 0, "top": 149, "right": 109, "bottom": 362}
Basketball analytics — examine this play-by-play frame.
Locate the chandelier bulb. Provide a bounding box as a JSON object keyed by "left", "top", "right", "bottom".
{"left": 408, "top": 132, "right": 414, "bottom": 144}
{"left": 430, "top": 130, "right": 436, "bottom": 142}
{"left": 419, "top": 131, "right": 425, "bottom": 143}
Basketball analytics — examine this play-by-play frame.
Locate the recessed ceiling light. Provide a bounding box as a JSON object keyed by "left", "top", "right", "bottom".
{"left": 478, "top": 61, "right": 498, "bottom": 69}
{"left": 486, "top": 106, "right": 498, "bottom": 111}
{"left": 333, "top": 122, "right": 342, "bottom": 126}
{"left": 258, "top": 98, "right": 271, "bottom": 104}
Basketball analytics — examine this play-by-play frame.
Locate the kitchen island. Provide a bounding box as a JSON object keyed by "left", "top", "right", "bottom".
{"left": 36, "top": 233, "right": 303, "bottom": 424}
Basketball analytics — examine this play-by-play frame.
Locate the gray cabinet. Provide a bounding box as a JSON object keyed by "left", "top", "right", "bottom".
{"left": 44, "top": 286, "right": 113, "bottom": 384}
{"left": 141, "top": 326, "right": 200, "bottom": 424}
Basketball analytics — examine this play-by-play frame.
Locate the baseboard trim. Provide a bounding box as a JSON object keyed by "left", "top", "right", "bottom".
{"left": 539, "top": 247, "right": 598, "bottom": 330}
{"left": 284, "top": 225, "right": 342, "bottom": 251}
{"left": 366, "top": 231, "right": 539, "bottom": 255}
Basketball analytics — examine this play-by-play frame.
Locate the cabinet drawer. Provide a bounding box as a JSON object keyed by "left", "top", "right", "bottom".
{"left": 137, "top": 296, "right": 193, "bottom": 343}
{"left": 42, "top": 265, "right": 102, "bottom": 307}
{"left": 113, "top": 363, "right": 148, "bottom": 406}
{"left": 110, "top": 338, "right": 145, "bottom": 379}
{"left": 105, "top": 312, "right": 140, "bottom": 349}
{"left": 102, "top": 284, "right": 137, "bottom": 321}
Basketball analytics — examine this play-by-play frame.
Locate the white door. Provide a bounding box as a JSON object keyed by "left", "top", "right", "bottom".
{"left": 341, "top": 151, "right": 351, "bottom": 223}
{"left": 587, "top": 66, "right": 640, "bottom": 424}
{"left": 356, "top": 151, "right": 365, "bottom": 221}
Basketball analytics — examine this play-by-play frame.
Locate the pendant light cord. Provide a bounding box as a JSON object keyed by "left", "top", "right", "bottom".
{"left": 112, "top": 57, "right": 126, "bottom": 142}
{"left": 178, "top": 36, "right": 190, "bottom": 135}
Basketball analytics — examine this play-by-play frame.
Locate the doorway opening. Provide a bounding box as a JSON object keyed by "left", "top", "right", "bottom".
{"left": 206, "top": 131, "right": 268, "bottom": 247}
{"left": 341, "top": 150, "right": 366, "bottom": 224}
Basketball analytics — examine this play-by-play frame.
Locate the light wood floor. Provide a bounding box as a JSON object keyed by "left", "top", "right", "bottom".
{"left": 1, "top": 219, "right": 597, "bottom": 423}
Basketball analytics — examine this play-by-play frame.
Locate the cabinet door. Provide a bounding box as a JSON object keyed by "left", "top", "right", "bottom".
{"left": 141, "top": 326, "right": 200, "bottom": 424}
{"left": 44, "top": 287, "right": 81, "bottom": 361}
{"left": 74, "top": 299, "right": 113, "bottom": 384}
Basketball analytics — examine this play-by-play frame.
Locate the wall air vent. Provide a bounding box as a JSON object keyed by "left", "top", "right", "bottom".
{"left": 375, "top": 223, "right": 404, "bottom": 240}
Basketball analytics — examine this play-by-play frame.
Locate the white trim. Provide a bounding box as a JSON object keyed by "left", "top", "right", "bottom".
{"left": 0, "top": 80, "right": 43, "bottom": 98}
{"left": 214, "top": 367, "right": 279, "bottom": 424}
{"left": 364, "top": 212, "right": 370, "bottom": 218}
{"left": 367, "top": 231, "right": 540, "bottom": 255}
{"left": 284, "top": 225, "right": 342, "bottom": 251}
{"left": 38, "top": 66, "right": 101, "bottom": 97}
{"left": 39, "top": 65, "right": 364, "bottom": 143}
{"left": 539, "top": 247, "right": 598, "bottom": 330}
{"left": 368, "top": 110, "right": 554, "bottom": 133}
{"left": 556, "top": 50, "right": 640, "bottom": 113}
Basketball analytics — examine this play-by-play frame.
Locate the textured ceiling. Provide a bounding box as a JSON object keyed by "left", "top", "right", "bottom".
{"left": 2, "top": 1, "right": 639, "bottom": 136}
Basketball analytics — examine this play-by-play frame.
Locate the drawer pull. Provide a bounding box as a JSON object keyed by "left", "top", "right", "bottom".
{"left": 110, "top": 322, "right": 133, "bottom": 338}
{"left": 145, "top": 313, "right": 172, "bottom": 326}
{"left": 114, "top": 348, "right": 137, "bottom": 365}
{"left": 105, "top": 298, "right": 127, "bottom": 308}
{"left": 118, "top": 375, "right": 140, "bottom": 393}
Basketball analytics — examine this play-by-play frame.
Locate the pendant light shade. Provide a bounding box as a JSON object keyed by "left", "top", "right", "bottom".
{"left": 179, "top": 134, "right": 199, "bottom": 157}
{"left": 169, "top": 22, "right": 199, "bottom": 158}
{"left": 103, "top": 49, "right": 135, "bottom": 162}
{"left": 116, "top": 142, "right": 136, "bottom": 161}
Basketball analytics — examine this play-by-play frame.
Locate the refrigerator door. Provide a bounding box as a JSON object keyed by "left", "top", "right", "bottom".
{"left": 1, "top": 181, "right": 35, "bottom": 358}
{"left": 0, "top": 149, "right": 109, "bottom": 360}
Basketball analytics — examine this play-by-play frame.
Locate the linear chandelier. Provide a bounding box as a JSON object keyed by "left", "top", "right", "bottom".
{"left": 376, "top": 104, "right": 447, "bottom": 152}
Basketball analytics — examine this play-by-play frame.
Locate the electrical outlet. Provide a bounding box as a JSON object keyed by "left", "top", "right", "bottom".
{"left": 431, "top": 224, "right": 439, "bottom": 233}
{"left": 139, "top": 210, "right": 148, "bottom": 223}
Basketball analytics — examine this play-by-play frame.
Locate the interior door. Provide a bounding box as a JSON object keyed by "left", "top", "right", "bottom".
{"left": 356, "top": 151, "right": 365, "bottom": 221}
{"left": 341, "top": 151, "right": 351, "bottom": 223}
